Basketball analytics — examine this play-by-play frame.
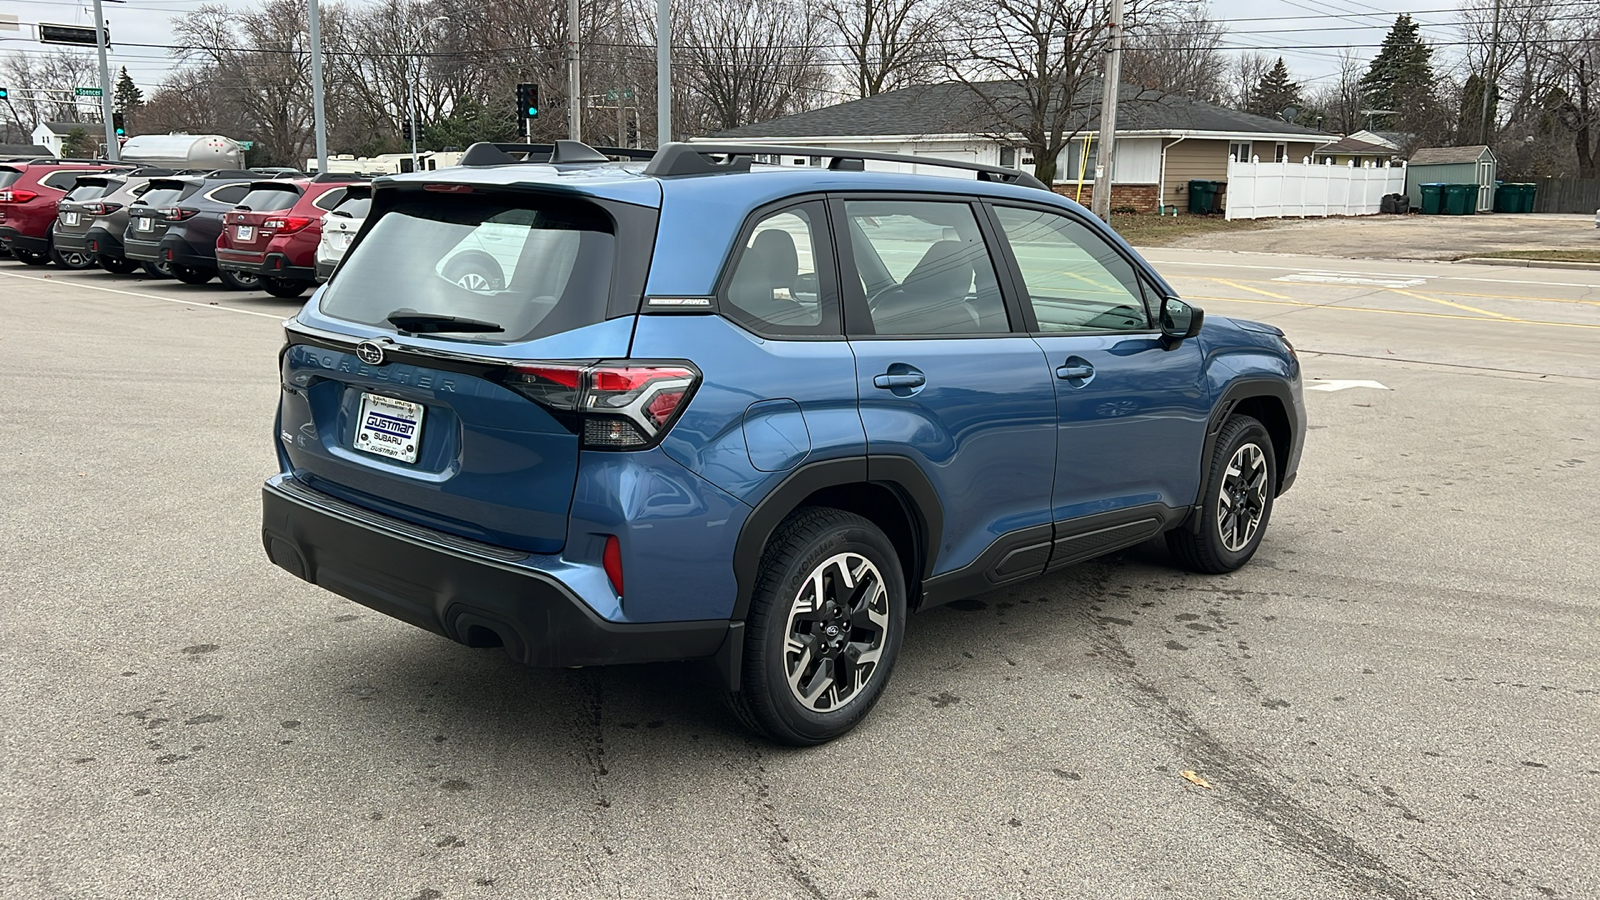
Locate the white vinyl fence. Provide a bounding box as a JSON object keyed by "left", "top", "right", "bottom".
{"left": 1224, "top": 156, "right": 1407, "bottom": 220}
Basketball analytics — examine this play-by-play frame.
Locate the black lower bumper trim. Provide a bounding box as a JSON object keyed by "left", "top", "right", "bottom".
{"left": 261, "top": 477, "right": 727, "bottom": 668}
{"left": 0, "top": 229, "right": 48, "bottom": 253}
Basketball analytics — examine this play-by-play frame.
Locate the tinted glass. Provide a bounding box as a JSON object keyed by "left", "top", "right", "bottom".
{"left": 237, "top": 187, "right": 300, "bottom": 211}
{"left": 994, "top": 206, "right": 1151, "bottom": 333}
{"left": 64, "top": 180, "right": 116, "bottom": 200}
{"left": 723, "top": 206, "right": 830, "bottom": 333}
{"left": 135, "top": 187, "right": 187, "bottom": 208}
{"left": 319, "top": 193, "right": 615, "bottom": 344}
{"left": 207, "top": 184, "right": 250, "bottom": 204}
{"left": 42, "top": 170, "right": 98, "bottom": 190}
{"left": 0, "top": 169, "right": 21, "bottom": 189}
{"left": 313, "top": 188, "right": 349, "bottom": 211}
{"left": 333, "top": 196, "right": 372, "bottom": 218}
{"left": 843, "top": 199, "right": 1008, "bottom": 335}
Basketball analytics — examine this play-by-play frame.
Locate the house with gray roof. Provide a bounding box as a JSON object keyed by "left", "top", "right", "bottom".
{"left": 706, "top": 80, "right": 1333, "bottom": 213}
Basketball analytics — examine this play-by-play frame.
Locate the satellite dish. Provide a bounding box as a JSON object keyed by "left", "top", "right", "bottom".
{"left": 1280, "top": 106, "right": 1300, "bottom": 123}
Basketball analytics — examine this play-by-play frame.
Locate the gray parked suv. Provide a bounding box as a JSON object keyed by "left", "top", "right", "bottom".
{"left": 53, "top": 167, "right": 176, "bottom": 275}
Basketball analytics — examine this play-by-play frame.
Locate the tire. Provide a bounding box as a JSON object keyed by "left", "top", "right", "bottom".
{"left": 99, "top": 257, "right": 141, "bottom": 275}
{"left": 218, "top": 267, "right": 263, "bottom": 291}
{"left": 14, "top": 249, "right": 50, "bottom": 267}
{"left": 51, "top": 247, "right": 98, "bottom": 269}
{"left": 142, "top": 260, "right": 173, "bottom": 279}
{"left": 728, "top": 507, "right": 906, "bottom": 745}
{"left": 170, "top": 263, "right": 216, "bottom": 285}
{"left": 261, "top": 276, "right": 307, "bottom": 299}
{"left": 1167, "top": 415, "right": 1278, "bottom": 574}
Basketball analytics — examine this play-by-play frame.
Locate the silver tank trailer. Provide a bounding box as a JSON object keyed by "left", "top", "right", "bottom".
{"left": 119, "top": 134, "right": 244, "bottom": 169}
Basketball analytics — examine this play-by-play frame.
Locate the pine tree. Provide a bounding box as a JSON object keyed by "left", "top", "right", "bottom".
{"left": 1246, "top": 58, "right": 1302, "bottom": 121}
{"left": 1359, "top": 15, "right": 1437, "bottom": 133}
{"left": 113, "top": 68, "right": 142, "bottom": 114}
{"left": 1458, "top": 74, "right": 1499, "bottom": 146}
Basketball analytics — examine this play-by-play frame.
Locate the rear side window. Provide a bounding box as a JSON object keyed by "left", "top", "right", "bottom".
{"left": 135, "top": 186, "right": 189, "bottom": 207}
{"left": 206, "top": 184, "right": 250, "bottom": 204}
{"left": 313, "top": 188, "right": 350, "bottom": 211}
{"left": 721, "top": 202, "right": 838, "bottom": 336}
{"left": 319, "top": 193, "right": 616, "bottom": 344}
{"left": 0, "top": 169, "right": 21, "bottom": 190}
{"left": 65, "top": 180, "right": 116, "bottom": 201}
{"left": 237, "top": 187, "right": 300, "bottom": 211}
{"left": 42, "top": 170, "right": 98, "bottom": 191}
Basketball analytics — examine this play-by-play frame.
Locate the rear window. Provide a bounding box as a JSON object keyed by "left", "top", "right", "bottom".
{"left": 136, "top": 187, "right": 189, "bottom": 208}
{"left": 319, "top": 193, "right": 615, "bottom": 344}
{"left": 332, "top": 196, "right": 371, "bottom": 218}
{"left": 237, "top": 187, "right": 301, "bottom": 211}
{"left": 65, "top": 180, "right": 117, "bottom": 201}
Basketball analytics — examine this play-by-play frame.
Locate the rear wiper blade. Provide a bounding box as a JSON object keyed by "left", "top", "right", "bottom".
{"left": 385, "top": 308, "right": 504, "bottom": 333}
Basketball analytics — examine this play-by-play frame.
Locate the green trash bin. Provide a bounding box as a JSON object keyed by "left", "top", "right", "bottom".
{"left": 1419, "top": 183, "right": 1445, "bottom": 215}
{"left": 1444, "top": 183, "right": 1477, "bottom": 215}
{"left": 1494, "top": 182, "right": 1516, "bottom": 213}
{"left": 1516, "top": 183, "right": 1538, "bottom": 213}
{"left": 1187, "top": 180, "right": 1223, "bottom": 214}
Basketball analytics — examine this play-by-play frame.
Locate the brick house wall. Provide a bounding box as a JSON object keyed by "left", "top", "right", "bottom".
{"left": 1052, "top": 183, "right": 1161, "bottom": 213}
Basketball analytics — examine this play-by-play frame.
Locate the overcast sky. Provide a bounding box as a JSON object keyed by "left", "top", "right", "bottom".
{"left": 2, "top": 0, "right": 1472, "bottom": 98}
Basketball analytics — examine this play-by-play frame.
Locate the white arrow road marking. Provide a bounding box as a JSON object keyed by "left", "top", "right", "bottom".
{"left": 1277, "top": 273, "right": 1428, "bottom": 289}
{"left": 1307, "top": 379, "right": 1391, "bottom": 392}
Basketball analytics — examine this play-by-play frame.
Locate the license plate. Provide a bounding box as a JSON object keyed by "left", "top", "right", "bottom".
{"left": 137, "top": 216, "right": 153, "bottom": 232}
{"left": 356, "top": 393, "right": 424, "bottom": 464}
{"left": 236, "top": 225, "right": 254, "bottom": 241}
{"left": 63, "top": 212, "right": 79, "bottom": 226}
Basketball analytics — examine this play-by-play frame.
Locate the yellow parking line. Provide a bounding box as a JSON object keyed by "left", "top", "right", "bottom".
{"left": 1183, "top": 295, "right": 1600, "bottom": 330}
{"left": 1210, "top": 278, "right": 1296, "bottom": 300}
{"left": 1387, "top": 287, "right": 1514, "bottom": 320}
{"left": 1176, "top": 274, "right": 1600, "bottom": 307}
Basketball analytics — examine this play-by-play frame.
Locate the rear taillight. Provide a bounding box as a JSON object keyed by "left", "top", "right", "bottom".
{"left": 161, "top": 206, "right": 199, "bottom": 221}
{"left": 0, "top": 189, "right": 39, "bottom": 203}
{"left": 84, "top": 201, "right": 122, "bottom": 215}
{"left": 264, "top": 216, "right": 313, "bottom": 233}
{"left": 505, "top": 361, "right": 699, "bottom": 450}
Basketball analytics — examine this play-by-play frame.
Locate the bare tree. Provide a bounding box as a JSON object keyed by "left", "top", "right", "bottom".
{"left": 819, "top": 0, "right": 949, "bottom": 98}
{"left": 1122, "top": 4, "right": 1225, "bottom": 102}
{"left": 1304, "top": 49, "right": 1365, "bottom": 135}
{"left": 1222, "top": 51, "right": 1273, "bottom": 111}
{"left": 0, "top": 50, "right": 100, "bottom": 130}
{"left": 677, "top": 0, "right": 832, "bottom": 133}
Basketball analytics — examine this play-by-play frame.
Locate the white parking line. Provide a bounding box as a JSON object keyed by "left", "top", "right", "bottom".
{"left": 0, "top": 269, "right": 289, "bottom": 320}
{"left": 1142, "top": 255, "right": 1600, "bottom": 289}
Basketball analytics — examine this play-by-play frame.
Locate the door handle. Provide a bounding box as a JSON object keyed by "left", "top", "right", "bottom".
{"left": 1056, "top": 364, "right": 1094, "bottom": 380}
{"left": 873, "top": 373, "right": 927, "bottom": 389}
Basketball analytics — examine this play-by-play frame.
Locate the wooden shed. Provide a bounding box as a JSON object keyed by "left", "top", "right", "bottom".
{"left": 1404, "top": 145, "right": 1498, "bottom": 212}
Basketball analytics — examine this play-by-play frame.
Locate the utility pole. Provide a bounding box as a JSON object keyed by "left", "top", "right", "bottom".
{"left": 1090, "top": 0, "right": 1123, "bottom": 221}
{"left": 407, "top": 78, "right": 418, "bottom": 171}
{"left": 567, "top": 0, "right": 581, "bottom": 142}
{"left": 308, "top": 0, "right": 328, "bottom": 172}
{"left": 90, "top": 0, "right": 116, "bottom": 160}
{"left": 1479, "top": 0, "right": 1501, "bottom": 145}
{"left": 656, "top": 0, "right": 670, "bottom": 145}
{"left": 617, "top": 0, "right": 625, "bottom": 147}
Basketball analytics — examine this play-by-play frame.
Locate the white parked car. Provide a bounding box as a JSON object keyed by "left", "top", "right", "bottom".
{"left": 313, "top": 187, "right": 371, "bottom": 282}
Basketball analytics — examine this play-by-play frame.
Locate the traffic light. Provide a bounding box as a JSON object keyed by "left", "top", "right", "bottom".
{"left": 112, "top": 112, "right": 125, "bottom": 137}
{"left": 516, "top": 83, "right": 539, "bottom": 120}
{"left": 0, "top": 87, "right": 9, "bottom": 101}
{"left": 400, "top": 117, "right": 413, "bottom": 141}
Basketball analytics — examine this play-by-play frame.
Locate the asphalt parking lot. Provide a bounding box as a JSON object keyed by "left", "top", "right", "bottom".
{"left": 2, "top": 255, "right": 1597, "bottom": 900}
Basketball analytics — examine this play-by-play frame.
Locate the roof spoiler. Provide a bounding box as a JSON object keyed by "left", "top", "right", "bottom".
{"left": 644, "top": 142, "right": 1050, "bottom": 191}
{"left": 458, "top": 140, "right": 656, "bottom": 167}
{"left": 311, "top": 172, "right": 371, "bottom": 183}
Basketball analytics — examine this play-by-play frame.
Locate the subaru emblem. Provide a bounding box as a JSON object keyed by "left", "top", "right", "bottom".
{"left": 355, "top": 341, "right": 385, "bottom": 366}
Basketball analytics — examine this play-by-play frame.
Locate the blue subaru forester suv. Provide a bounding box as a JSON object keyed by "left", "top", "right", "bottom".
{"left": 262, "top": 141, "right": 1304, "bottom": 744}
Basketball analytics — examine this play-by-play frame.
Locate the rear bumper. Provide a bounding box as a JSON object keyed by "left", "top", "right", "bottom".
{"left": 261, "top": 475, "right": 728, "bottom": 668}
{"left": 51, "top": 228, "right": 90, "bottom": 253}
{"left": 315, "top": 258, "right": 336, "bottom": 282}
{"left": 220, "top": 249, "right": 317, "bottom": 282}
{"left": 84, "top": 226, "right": 123, "bottom": 259}
{"left": 0, "top": 227, "right": 49, "bottom": 254}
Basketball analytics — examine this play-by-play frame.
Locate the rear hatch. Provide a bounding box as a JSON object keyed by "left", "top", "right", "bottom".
{"left": 223, "top": 181, "right": 305, "bottom": 258}
{"left": 55, "top": 176, "right": 122, "bottom": 236}
{"left": 126, "top": 180, "right": 196, "bottom": 243}
{"left": 281, "top": 184, "right": 661, "bottom": 552}
{"left": 318, "top": 188, "right": 370, "bottom": 261}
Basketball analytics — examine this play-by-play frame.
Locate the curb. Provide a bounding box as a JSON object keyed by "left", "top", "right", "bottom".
{"left": 1456, "top": 257, "right": 1600, "bottom": 271}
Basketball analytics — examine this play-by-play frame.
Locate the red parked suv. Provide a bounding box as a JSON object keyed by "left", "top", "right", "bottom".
{"left": 0, "top": 158, "right": 128, "bottom": 267}
{"left": 215, "top": 174, "right": 364, "bottom": 297}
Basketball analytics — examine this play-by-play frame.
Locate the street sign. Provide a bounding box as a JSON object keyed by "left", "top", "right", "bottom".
{"left": 239, "top": 141, "right": 254, "bottom": 151}
{"left": 74, "top": 87, "right": 103, "bottom": 97}
{"left": 40, "top": 23, "right": 105, "bottom": 46}
{"left": 605, "top": 89, "right": 634, "bottom": 102}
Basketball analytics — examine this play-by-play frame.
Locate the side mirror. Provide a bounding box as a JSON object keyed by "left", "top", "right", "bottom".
{"left": 1158, "top": 296, "right": 1204, "bottom": 350}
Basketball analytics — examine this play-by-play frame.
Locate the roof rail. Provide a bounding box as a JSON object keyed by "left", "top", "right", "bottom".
{"left": 644, "top": 142, "right": 1050, "bottom": 191}
{"left": 311, "top": 172, "right": 370, "bottom": 183}
{"left": 459, "top": 140, "right": 656, "bottom": 167}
